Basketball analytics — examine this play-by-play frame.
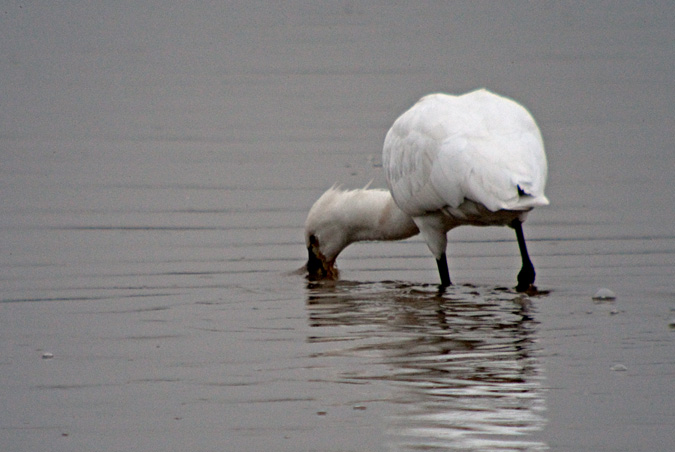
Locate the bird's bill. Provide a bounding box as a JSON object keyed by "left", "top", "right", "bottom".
{"left": 306, "top": 246, "right": 339, "bottom": 281}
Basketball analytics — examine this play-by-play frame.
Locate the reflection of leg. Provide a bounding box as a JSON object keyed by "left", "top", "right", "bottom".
{"left": 436, "top": 253, "right": 452, "bottom": 287}
{"left": 511, "top": 219, "right": 535, "bottom": 292}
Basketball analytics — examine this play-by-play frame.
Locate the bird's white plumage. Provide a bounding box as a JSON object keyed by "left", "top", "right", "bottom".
{"left": 305, "top": 89, "right": 548, "bottom": 287}
{"left": 305, "top": 186, "right": 418, "bottom": 263}
{"left": 383, "top": 89, "right": 548, "bottom": 217}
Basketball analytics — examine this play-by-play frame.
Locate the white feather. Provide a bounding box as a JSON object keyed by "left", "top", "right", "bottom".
{"left": 382, "top": 89, "right": 548, "bottom": 260}
{"left": 384, "top": 89, "right": 548, "bottom": 216}
{"left": 305, "top": 89, "right": 549, "bottom": 286}
{"left": 305, "top": 186, "right": 418, "bottom": 263}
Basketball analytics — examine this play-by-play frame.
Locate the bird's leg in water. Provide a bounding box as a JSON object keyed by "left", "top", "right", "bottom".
{"left": 511, "top": 219, "right": 535, "bottom": 292}
{"left": 436, "top": 253, "right": 452, "bottom": 287}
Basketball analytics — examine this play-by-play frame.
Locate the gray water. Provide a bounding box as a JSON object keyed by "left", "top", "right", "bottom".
{"left": 1, "top": 2, "right": 674, "bottom": 451}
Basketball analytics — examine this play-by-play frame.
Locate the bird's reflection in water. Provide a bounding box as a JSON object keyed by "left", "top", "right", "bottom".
{"left": 306, "top": 281, "right": 548, "bottom": 452}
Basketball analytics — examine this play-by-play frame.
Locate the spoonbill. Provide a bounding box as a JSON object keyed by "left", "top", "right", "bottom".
{"left": 305, "top": 89, "right": 548, "bottom": 291}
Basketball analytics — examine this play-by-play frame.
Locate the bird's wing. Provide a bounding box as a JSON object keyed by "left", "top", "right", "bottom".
{"left": 383, "top": 94, "right": 464, "bottom": 215}
{"left": 384, "top": 90, "right": 548, "bottom": 216}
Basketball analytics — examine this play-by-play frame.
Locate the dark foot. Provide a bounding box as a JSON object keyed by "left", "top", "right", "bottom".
{"left": 520, "top": 285, "right": 549, "bottom": 296}
{"left": 516, "top": 263, "right": 535, "bottom": 293}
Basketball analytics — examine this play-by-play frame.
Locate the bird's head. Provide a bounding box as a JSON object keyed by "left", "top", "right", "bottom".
{"left": 305, "top": 232, "right": 340, "bottom": 281}
{"left": 304, "top": 187, "right": 351, "bottom": 281}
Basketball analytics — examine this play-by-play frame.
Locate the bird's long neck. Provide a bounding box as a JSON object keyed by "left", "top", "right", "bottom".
{"left": 305, "top": 187, "right": 421, "bottom": 265}
{"left": 344, "top": 189, "right": 419, "bottom": 244}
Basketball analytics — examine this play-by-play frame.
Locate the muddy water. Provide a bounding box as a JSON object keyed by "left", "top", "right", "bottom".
{"left": 1, "top": 2, "right": 674, "bottom": 452}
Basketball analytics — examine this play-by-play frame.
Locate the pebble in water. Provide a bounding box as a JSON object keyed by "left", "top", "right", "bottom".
{"left": 593, "top": 288, "right": 616, "bottom": 300}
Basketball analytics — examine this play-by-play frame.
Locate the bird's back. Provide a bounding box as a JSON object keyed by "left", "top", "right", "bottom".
{"left": 383, "top": 89, "right": 548, "bottom": 217}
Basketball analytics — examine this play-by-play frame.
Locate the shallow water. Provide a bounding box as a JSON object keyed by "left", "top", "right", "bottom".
{"left": 1, "top": 2, "right": 674, "bottom": 451}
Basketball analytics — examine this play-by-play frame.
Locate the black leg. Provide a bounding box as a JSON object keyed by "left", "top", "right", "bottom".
{"left": 511, "top": 219, "right": 535, "bottom": 292}
{"left": 436, "top": 253, "right": 452, "bottom": 287}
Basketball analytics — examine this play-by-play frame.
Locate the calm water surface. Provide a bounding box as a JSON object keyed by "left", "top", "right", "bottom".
{"left": 1, "top": 2, "right": 674, "bottom": 451}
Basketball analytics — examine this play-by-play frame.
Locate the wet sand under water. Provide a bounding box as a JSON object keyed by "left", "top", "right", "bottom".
{"left": 1, "top": 2, "right": 674, "bottom": 451}
{"left": 2, "top": 276, "right": 672, "bottom": 452}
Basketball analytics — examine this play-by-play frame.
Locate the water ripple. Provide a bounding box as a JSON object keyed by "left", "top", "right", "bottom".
{"left": 305, "top": 281, "right": 548, "bottom": 451}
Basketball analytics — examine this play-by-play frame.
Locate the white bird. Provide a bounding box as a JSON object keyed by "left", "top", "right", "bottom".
{"left": 305, "top": 89, "right": 548, "bottom": 291}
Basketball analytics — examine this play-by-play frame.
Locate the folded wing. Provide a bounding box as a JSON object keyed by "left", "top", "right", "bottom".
{"left": 384, "top": 89, "right": 548, "bottom": 216}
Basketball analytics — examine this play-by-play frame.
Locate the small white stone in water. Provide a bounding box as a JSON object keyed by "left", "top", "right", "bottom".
{"left": 42, "top": 352, "right": 54, "bottom": 359}
{"left": 610, "top": 364, "right": 627, "bottom": 372}
{"left": 593, "top": 288, "right": 616, "bottom": 300}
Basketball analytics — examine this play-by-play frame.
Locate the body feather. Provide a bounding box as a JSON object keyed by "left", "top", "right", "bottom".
{"left": 383, "top": 89, "right": 548, "bottom": 217}
{"left": 305, "top": 89, "right": 548, "bottom": 290}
